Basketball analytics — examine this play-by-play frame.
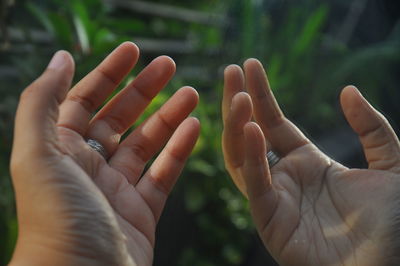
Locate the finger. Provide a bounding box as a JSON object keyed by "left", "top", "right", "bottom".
{"left": 243, "top": 58, "right": 309, "bottom": 155}
{"left": 340, "top": 85, "right": 400, "bottom": 171}
{"left": 109, "top": 87, "right": 199, "bottom": 185}
{"left": 136, "top": 117, "right": 200, "bottom": 222}
{"left": 242, "top": 122, "right": 278, "bottom": 231}
{"left": 222, "top": 92, "right": 253, "bottom": 194}
{"left": 12, "top": 51, "right": 74, "bottom": 168}
{"left": 57, "top": 42, "right": 139, "bottom": 135}
{"left": 86, "top": 56, "right": 176, "bottom": 155}
{"left": 222, "top": 64, "right": 245, "bottom": 123}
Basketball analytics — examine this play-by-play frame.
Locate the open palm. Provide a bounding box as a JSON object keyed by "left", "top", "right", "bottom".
{"left": 222, "top": 59, "right": 400, "bottom": 266}
{"left": 11, "top": 43, "right": 199, "bottom": 266}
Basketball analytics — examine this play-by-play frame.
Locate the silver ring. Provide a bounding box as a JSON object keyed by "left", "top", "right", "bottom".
{"left": 87, "top": 139, "right": 108, "bottom": 159}
{"left": 267, "top": 150, "right": 280, "bottom": 168}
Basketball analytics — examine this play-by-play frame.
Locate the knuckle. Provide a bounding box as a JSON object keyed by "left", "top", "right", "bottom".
{"left": 148, "top": 175, "right": 171, "bottom": 195}
{"left": 156, "top": 112, "right": 175, "bottom": 133}
{"left": 67, "top": 93, "right": 97, "bottom": 113}
{"left": 168, "top": 147, "right": 186, "bottom": 164}
{"left": 130, "top": 142, "right": 151, "bottom": 162}
{"left": 96, "top": 67, "right": 119, "bottom": 86}
{"left": 19, "top": 84, "right": 37, "bottom": 102}
{"left": 103, "top": 114, "right": 126, "bottom": 134}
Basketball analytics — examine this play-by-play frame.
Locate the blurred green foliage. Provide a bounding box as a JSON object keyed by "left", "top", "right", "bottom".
{"left": 0, "top": 0, "right": 399, "bottom": 265}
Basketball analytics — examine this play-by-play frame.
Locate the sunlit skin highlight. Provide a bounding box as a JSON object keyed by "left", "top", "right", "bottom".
{"left": 222, "top": 59, "right": 400, "bottom": 266}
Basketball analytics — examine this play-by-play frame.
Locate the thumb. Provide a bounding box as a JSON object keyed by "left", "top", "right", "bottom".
{"left": 340, "top": 85, "right": 400, "bottom": 172}
{"left": 12, "top": 51, "right": 75, "bottom": 162}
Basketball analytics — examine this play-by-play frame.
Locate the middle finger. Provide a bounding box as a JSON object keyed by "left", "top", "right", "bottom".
{"left": 86, "top": 55, "right": 176, "bottom": 155}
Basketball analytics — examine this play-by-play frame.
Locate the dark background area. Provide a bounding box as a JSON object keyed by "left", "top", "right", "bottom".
{"left": 0, "top": 0, "right": 399, "bottom": 265}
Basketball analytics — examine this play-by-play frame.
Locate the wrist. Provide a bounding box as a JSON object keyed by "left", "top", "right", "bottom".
{"left": 10, "top": 239, "right": 99, "bottom": 266}
{"left": 10, "top": 235, "right": 135, "bottom": 266}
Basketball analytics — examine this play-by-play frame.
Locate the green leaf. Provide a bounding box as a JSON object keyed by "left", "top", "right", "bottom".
{"left": 103, "top": 18, "right": 148, "bottom": 33}
{"left": 48, "top": 13, "right": 74, "bottom": 49}
{"left": 188, "top": 159, "right": 217, "bottom": 177}
{"left": 4, "top": 217, "right": 17, "bottom": 263}
{"left": 241, "top": 0, "right": 255, "bottom": 58}
{"left": 71, "top": 0, "right": 93, "bottom": 54}
{"left": 92, "top": 28, "right": 115, "bottom": 52}
{"left": 26, "top": 3, "right": 54, "bottom": 34}
{"left": 184, "top": 185, "right": 206, "bottom": 212}
{"left": 292, "top": 5, "right": 328, "bottom": 57}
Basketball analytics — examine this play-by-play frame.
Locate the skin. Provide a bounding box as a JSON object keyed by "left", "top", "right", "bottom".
{"left": 222, "top": 59, "right": 400, "bottom": 266}
{"left": 9, "top": 42, "right": 200, "bottom": 266}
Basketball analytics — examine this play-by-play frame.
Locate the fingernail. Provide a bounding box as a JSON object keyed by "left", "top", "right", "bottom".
{"left": 48, "top": 51, "right": 66, "bottom": 70}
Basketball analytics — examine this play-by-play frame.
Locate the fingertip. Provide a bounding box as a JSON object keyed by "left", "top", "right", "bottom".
{"left": 345, "top": 85, "right": 358, "bottom": 91}
{"left": 98, "top": 42, "right": 140, "bottom": 80}
{"left": 231, "top": 92, "right": 253, "bottom": 116}
{"left": 244, "top": 121, "right": 259, "bottom": 130}
{"left": 190, "top": 117, "right": 201, "bottom": 150}
{"left": 44, "top": 51, "right": 74, "bottom": 100}
{"left": 121, "top": 41, "right": 139, "bottom": 52}
{"left": 182, "top": 86, "right": 199, "bottom": 99}
{"left": 340, "top": 85, "right": 364, "bottom": 111}
{"left": 243, "top": 58, "right": 270, "bottom": 92}
{"left": 244, "top": 121, "right": 263, "bottom": 139}
{"left": 226, "top": 92, "right": 252, "bottom": 131}
{"left": 244, "top": 57, "right": 259, "bottom": 65}
{"left": 224, "top": 64, "right": 244, "bottom": 89}
{"left": 232, "top": 91, "right": 252, "bottom": 109}
{"left": 47, "top": 50, "right": 75, "bottom": 73}
{"left": 233, "top": 91, "right": 251, "bottom": 100}
{"left": 175, "top": 86, "right": 199, "bottom": 111}
{"left": 158, "top": 55, "right": 175, "bottom": 64}
{"left": 60, "top": 50, "right": 74, "bottom": 66}
{"left": 340, "top": 85, "right": 384, "bottom": 138}
{"left": 177, "top": 116, "right": 201, "bottom": 133}
{"left": 154, "top": 55, "right": 176, "bottom": 74}
{"left": 243, "top": 122, "right": 268, "bottom": 181}
{"left": 223, "top": 65, "right": 245, "bottom": 101}
{"left": 243, "top": 58, "right": 263, "bottom": 71}
{"left": 132, "top": 55, "right": 176, "bottom": 93}
{"left": 341, "top": 85, "right": 359, "bottom": 98}
{"left": 224, "top": 64, "right": 243, "bottom": 75}
{"left": 187, "top": 116, "right": 201, "bottom": 131}
{"left": 119, "top": 41, "right": 140, "bottom": 61}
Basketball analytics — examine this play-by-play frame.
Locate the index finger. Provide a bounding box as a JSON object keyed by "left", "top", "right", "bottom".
{"left": 57, "top": 42, "right": 139, "bottom": 135}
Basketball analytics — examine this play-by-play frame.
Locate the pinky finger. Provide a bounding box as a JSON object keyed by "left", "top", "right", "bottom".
{"left": 136, "top": 117, "right": 200, "bottom": 222}
{"left": 243, "top": 122, "right": 278, "bottom": 230}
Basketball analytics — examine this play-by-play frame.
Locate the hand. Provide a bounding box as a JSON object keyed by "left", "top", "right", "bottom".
{"left": 222, "top": 59, "right": 400, "bottom": 266}
{"left": 10, "top": 42, "right": 200, "bottom": 266}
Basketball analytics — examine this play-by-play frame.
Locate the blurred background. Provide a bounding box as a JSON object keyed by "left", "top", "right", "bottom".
{"left": 0, "top": 0, "right": 399, "bottom": 265}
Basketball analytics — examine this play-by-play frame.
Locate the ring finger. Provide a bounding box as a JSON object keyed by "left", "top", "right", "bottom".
{"left": 109, "top": 86, "right": 199, "bottom": 185}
